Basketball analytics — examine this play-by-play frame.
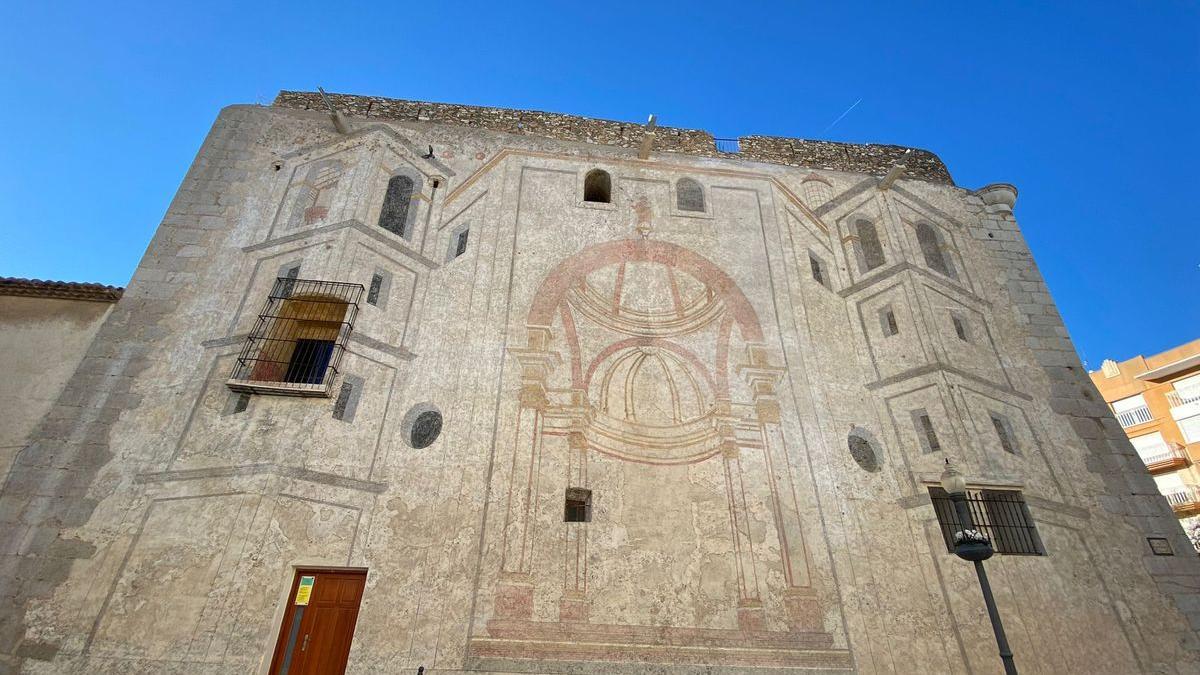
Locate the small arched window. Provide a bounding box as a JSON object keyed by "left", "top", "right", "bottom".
{"left": 584, "top": 169, "right": 612, "bottom": 203}
{"left": 676, "top": 178, "right": 705, "bottom": 212}
{"left": 378, "top": 174, "right": 415, "bottom": 238}
{"left": 916, "top": 222, "right": 954, "bottom": 277}
{"left": 855, "top": 218, "right": 886, "bottom": 272}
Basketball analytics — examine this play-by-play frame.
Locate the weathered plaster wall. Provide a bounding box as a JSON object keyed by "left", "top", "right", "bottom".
{"left": 0, "top": 297, "right": 113, "bottom": 487}
{"left": 0, "top": 98, "right": 1197, "bottom": 674}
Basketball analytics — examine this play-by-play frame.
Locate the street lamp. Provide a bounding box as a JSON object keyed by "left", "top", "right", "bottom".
{"left": 940, "top": 459, "right": 1019, "bottom": 675}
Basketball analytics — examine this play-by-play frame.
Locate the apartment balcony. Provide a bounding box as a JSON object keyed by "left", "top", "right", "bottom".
{"left": 1165, "top": 486, "right": 1200, "bottom": 514}
{"left": 1116, "top": 404, "right": 1154, "bottom": 428}
{"left": 1167, "top": 388, "right": 1200, "bottom": 421}
{"left": 1141, "top": 443, "right": 1192, "bottom": 474}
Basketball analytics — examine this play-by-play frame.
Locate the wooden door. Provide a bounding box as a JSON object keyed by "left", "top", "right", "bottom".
{"left": 269, "top": 569, "right": 366, "bottom": 675}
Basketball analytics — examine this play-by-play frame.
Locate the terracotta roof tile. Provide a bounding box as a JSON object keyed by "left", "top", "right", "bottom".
{"left": 0, "top": 277, "right": 123, "bottom": 303}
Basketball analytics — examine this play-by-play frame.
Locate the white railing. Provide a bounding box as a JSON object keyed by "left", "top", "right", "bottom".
{"left": 1140, "top": 443, "right": 1188, "bottom": 467}
{"left": 1116, "top": 405, "right": 1154, "bottom": 428}
{"left": 1165, "top": 486, "right": 1200, "bottom": 508}
{"left": 1167, "top": 388, "right": 1200, "bottom": 408}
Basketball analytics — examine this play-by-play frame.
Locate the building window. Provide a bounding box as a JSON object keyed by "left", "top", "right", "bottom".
{"left": 378, "top": 174, "right": 416, "bottom": 238}
{"left": 676, "top": 178, "right": 705, "bottom": 212}
{"left": 584, "top": 169, "right": 611, "bottom": 203}
{"left": 565, "top": 487, "right": 592, "bottom": 522}
{"left": 279, "top": 263, "right": 301, "bottom": 297}
{"left": 990, "top": 413, "right": 1019, "bottom": 454}
{"left": 809, "top": 252, "right": 829, "bottom": 288}
{"left": 929, "top": 487, "right": 1045, "bottom": 556}
{"left": 1112, "top": 393, "right": 1153, "bottom": 428}
{"left": 854, "top": 218, "right": 886, "bottom": 272}
{"left": 225, "top": 393, "right": 250, "bottom": 415}
{"left": 1180, "top": 415, "right": 1200, "bottom": 444}
{"left": 1130, "top": 431, "right": 1172, "bottom": 465}
{"left": 916, "top": 222, "right": 954, "bottom": 277}
{"left": 952, "top": 314, "right": 970, "bottom": 342}
{"left": 228, "top": 278, "right": 362, "bottom": 394}
{"left": 880, "top": 305, "right": 899, "bottom": 337}
{"left": 913, "top": 409, "right": 941, "bottom": 453}
{"left": 332, "top": 374, "right": 364, "bottom": 422}
{"left": 366, "top": 270, "right": 391, "bottom": 309}
{"left": 367, "top": 273, "right": 384, "bottom": 306}
{"left": 454, "top": 228, "right": 469, "bottom": 257}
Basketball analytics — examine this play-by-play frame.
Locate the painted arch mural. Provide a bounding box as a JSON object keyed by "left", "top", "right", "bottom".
{"left": 469, "top": 237, "right": 848, "bottom": 670}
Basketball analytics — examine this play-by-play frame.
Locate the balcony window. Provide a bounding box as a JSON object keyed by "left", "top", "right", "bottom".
{"left": 1112, "top": 393, "right": 1153, "bottom": 428}
{"left": 1156, "top": 473, "right": 1200, "bottom": 512}
{"left": 1168, "top": 374, "right": 1200, "bottom": 409}
{"left": 1180, "top": 415, "right": 1200, "bottom": 444}
{"left": 228, "top": 278, "right": 363, "bottom": 396}
{"left": 1130, "top": 431, "right": 1188, "bottom": 471}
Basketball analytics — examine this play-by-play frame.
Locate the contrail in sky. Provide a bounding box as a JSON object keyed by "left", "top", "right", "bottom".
{"left": 823, "top": 98, "right": 862, "bottom": 133}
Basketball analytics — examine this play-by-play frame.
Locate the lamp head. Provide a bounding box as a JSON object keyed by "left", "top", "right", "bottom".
{"left": 940, "top": 458, "right": 968, "bottom": 497}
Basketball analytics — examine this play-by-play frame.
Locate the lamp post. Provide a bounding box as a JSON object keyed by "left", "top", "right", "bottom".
{"left": 940, "top": 460, "right": 1018, "bottom": 675}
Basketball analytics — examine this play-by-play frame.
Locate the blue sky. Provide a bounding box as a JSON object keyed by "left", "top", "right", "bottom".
{"left": 0, "top": 2, "right": 1196, "bottom": 365}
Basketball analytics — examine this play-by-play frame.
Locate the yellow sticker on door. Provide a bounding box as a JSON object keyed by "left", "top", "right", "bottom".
{"left": 295, "top": 576, "right": 315, "bottom": 605}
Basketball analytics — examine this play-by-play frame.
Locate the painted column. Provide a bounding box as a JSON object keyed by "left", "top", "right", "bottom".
{"left": 495, "top": 326, "right": 559, "bottom": 621}
{"left": 740, "top": 344, "right": 823, "bottom": 632}
{"left": 559, "top": 429, "right": 590, "bottom": 622}
{"left": 718, "top": 417, "right": 766, "bottom": 632}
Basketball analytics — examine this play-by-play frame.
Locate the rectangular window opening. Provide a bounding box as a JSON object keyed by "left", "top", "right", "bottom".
{"left": 564, "top": 487, "right": 592, "bottom": 523}
{"left": 913, "top": 411, "right": 941, "bottom": 453}
{"left": 226, "top": 392, "right": 250, "bottom": 415}
{"left": 455, "top": 229, "right": 470, "bottom": 258}
{"left": 367, "top": 273, "right": 383, "bottom": 306}
{"left": 990, "top": 413, "right": 1018, "bottom": 454}
{"left": 809, "top": 252, "right": 827, "bottom": 288}
{"left": 332, "top": 374, "right": 364, "bottom": 422}
{"left": 952, "top": 314, "right": 969, "bottom": 342}
{"left": 880, "top": 306, "right": 899, "bottom": 337}
{"left": 929, "top": 486, "right": 1044, "bottom": 556}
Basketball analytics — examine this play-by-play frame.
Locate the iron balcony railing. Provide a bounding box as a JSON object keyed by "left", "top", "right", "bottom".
{"left": 1165, "top": 485, "right": 1200, "bottom": 510}
{"left": 228, "top": 277, "right": 363, "bottom": 396}
{"left": 1115, "top": 405, "right": 1154, "bottom": 428}
{"left": 1140, "top": 443, "right": 1190, "bottom": 470}
{"left": 1167, "top": 388, "right": 1200, "bottom": 409}
{"left": 714, "top": 138, "right": 741, "bottom": 154}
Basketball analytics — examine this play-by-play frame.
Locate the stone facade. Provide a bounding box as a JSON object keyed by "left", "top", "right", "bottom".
{"left": 1, "top": 93, "right": 1198, "bottom": 674}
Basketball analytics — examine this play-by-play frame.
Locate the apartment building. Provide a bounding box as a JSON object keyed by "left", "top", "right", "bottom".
{"left": 1091, "top": 339, "right": 1200, "bottom": 531}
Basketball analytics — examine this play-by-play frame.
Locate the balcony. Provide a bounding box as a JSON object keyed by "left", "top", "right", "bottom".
{"left": 1115, "top": 404, "right": 1154, "bottom": 428}
{"left": 1164, "top": 486, "right": 1200, "bottom": 513}
{"left": 1141, "top": 443, "right": 1191, "bottom": 473}
{"left": 1167, "top": 388, "right": 1200, "bottom": 421}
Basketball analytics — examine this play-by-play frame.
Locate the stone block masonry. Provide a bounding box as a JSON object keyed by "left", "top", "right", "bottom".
{"left": 0, "top": 106, "right": 270, "bottom": 672}
{"left": 274, "top": 90, "right": 954, "bottom": 184}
